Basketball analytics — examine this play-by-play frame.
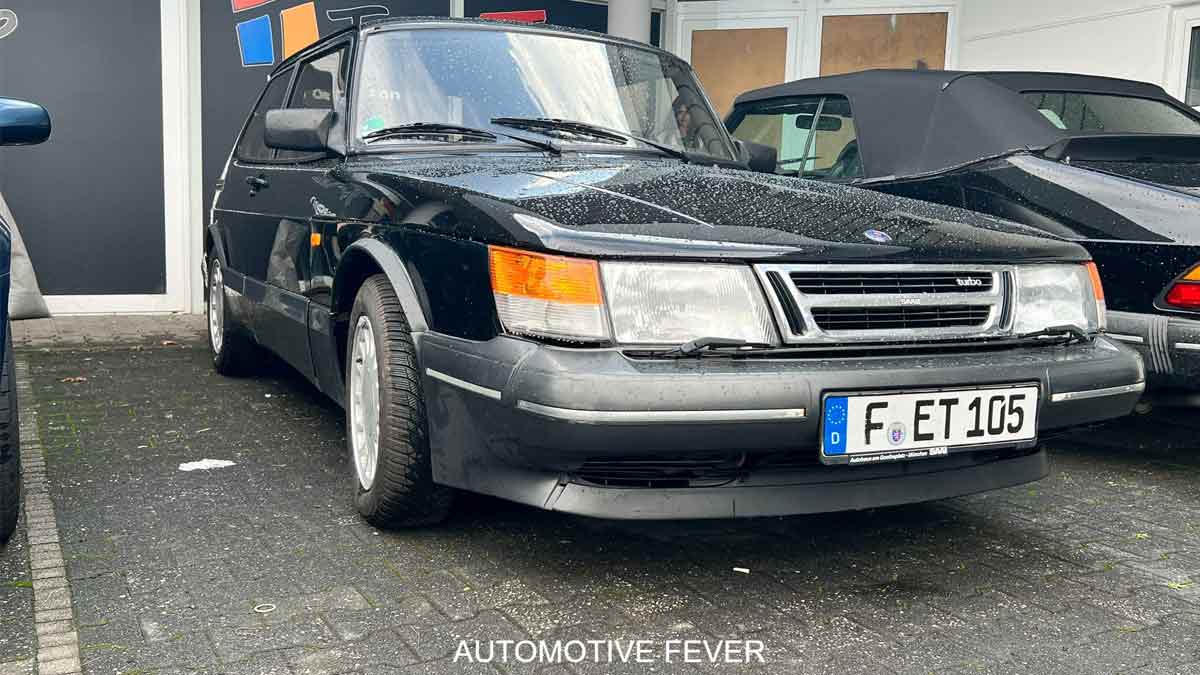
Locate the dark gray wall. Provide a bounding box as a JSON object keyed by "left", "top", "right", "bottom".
{"left": 0, "top": 1, "right": 166, "bottom": 295}
{"left": 201, "top": 0, "right": 451, "bottom": 218}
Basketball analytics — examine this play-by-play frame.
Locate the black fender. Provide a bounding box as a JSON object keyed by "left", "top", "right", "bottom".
{"left": 332, "top": 237, "right": 430, "bottom": 333}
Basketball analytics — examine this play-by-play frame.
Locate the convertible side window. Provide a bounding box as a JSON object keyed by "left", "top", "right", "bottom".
{"left": 236, "top": 69, "right": 293, "bottom": 163}
{"left": 276, "top": 46, "right": 348, "bottom": 161}
{"left": 729, "top": 94, "right": 863, "bottom": 180}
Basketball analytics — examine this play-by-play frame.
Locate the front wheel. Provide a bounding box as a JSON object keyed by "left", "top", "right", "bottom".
{"left": 206, "top": 253, "right": 257, "bottom": 376}
{"left": 0, "top": 325, "right": 21, "bottom": 544}
{"left": 346, "top": 275, "right": 453, "bottom": 528}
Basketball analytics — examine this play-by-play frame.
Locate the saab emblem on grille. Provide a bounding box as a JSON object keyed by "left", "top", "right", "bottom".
{"left": 863, "top": 229, "right": 892, "bottom": 243}
{"left": 955, "top": 277, "right": 984, "bottom": 287}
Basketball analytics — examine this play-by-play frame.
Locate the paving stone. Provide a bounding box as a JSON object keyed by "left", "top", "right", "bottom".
{"left": 9, "top": 330, "right": 1200, "bottom": 675}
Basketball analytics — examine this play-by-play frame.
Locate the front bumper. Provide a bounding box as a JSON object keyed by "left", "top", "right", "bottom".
{"left": 1108, "top": 311, "right": 1200, "bottom": 388}
{"left": 418, "top": 334, "right": 1143, "bottom": 519}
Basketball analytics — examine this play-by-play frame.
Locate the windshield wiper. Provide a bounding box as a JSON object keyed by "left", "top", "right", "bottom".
{"left": 661, "top": 337, "right": 773, "bottom": 358}
{"left": 1018, "top": 325, "right": 1092, "bottom": 344}
{"left": 363, "top": 122, "right": 560, "bottom": 154}
{"left": 491, "top": 117, "right": 690, "bottom": 163}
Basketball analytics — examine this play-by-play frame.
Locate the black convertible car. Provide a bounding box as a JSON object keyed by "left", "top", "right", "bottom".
{"left": 729, "top": 70, "right": 1200, "bottom": 389}
{"left": 207, "top": 19, "right": 1143, "bottom": 526}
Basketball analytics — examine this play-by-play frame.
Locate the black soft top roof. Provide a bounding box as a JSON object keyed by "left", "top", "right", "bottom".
{"left": 731, "top": 69, "right": 1199, "bottom": 180}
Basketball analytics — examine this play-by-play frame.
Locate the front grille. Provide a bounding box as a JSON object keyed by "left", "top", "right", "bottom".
{"left": 811, "top": 305, "right": 992, "bottom": 331}
{"left": 756, "top": 264, "right": 1012, "bottom": 345}
{"left": 791, "top": 271, "right": 993, "bottom": 295}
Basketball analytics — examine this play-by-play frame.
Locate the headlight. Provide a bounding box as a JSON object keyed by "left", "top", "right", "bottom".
{"left": 601, "top": 262, "right": 777, "bottom": 345}
{"left": 1012, "top": 263, "right": 1106, "bottom": 335}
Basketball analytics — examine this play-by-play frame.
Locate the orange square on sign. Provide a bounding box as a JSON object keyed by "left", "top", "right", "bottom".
{"left": 281, "top": 2, "right": 319, "bottom": 59}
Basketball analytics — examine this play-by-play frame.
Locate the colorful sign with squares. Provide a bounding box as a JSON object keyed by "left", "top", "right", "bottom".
{"left": 236, "top": 14, "right": 275, "bottom": 66}
{"left": 281, "top": 3, "right": 320, "bottom": 59}
{"left": 233, "top": 1, "right": 324, "bottom": 68}
{"left": 232, "top": 0, "right": 276, "bottom": 12}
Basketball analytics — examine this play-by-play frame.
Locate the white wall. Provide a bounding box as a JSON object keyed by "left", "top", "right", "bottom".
{"left": 957, "top": 0, "right": 1173, "bottom": 86}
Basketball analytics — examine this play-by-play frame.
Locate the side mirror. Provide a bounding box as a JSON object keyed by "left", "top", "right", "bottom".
{"left": 0, "top": 98, "right": 51, "bottom": 146}
{"left": 736, "top": 139, "right": 778, "bottom": 174}
{"left": 264, "top": 108, "right": 337, "bottom": 154}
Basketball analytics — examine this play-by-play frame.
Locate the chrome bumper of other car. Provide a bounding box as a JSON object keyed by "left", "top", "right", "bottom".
{"left": 1107, "top": 310, "right": 1200, "bottom": 388}
{"left": 416, "top": 333, "right": 1143, "bottom": 519}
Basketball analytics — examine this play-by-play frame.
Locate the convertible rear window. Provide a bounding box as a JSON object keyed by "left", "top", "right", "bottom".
{"left": 727, "top": 95, "right": 863, "bottom": 180}
{"left": 1023, "top": 92, "right": 1200, "bottom": 134}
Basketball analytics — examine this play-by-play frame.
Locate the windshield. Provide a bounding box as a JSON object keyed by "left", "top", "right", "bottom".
{"left": 354, "top": 27, "right": 735, "bottom": 160}
{"left": 1023, "top": 91, "right": 1200, "bottom": 134}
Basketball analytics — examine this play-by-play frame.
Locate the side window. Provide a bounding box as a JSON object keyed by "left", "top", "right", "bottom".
{"left": 276, "top": 46, "right": 348, "bottom": 161}
{"left": 730, "top": 94, "right": 863, "bottom": 180}
{"left": 236, "top": 70, "right": 293, "bottom": 162}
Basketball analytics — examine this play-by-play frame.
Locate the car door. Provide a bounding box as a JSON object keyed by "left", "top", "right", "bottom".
{"left": 251, "top": 42, "right": 351, "bottom": 382}
{"left": 214, "top": 67, "right": 294, "bottom": 329}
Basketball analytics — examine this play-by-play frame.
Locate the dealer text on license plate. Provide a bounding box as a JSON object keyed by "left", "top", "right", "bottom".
{"left": 821, "top": 385, "right": 1038, "bottom": 464}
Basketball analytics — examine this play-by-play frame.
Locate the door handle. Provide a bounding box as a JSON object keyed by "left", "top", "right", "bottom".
{"left": 245, "top": 175, "right": 270, "bottom": 193}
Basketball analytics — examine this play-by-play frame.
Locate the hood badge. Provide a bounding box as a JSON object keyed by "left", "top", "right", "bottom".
{"left": 864, "top": 229, "right": 892, "bottom": 243}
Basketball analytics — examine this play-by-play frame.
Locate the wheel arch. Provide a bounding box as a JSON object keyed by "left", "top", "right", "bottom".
{"left": 331, "top": 239, "right": 431, "bottom": 375}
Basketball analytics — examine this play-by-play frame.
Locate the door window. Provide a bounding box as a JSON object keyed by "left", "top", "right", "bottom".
{"left": 236, "top": 69, "right": 293, "bottom": 162}
{"left": 1022, "top": 92, "right": 1200, "bottom": 134}
{"left": 276, "top": 46, "right": 348, "bottom": 160}
{"left": 728, "top": 94, "right": 863, "bottom": 179}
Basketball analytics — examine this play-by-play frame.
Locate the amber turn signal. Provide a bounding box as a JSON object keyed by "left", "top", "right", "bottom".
{"left": 488, "top": 246, "right": 601, "bottom": 305}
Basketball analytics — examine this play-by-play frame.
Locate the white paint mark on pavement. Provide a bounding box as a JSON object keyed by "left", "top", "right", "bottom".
{"left": 178, "top": 459, "right": 236, "bottom": 472}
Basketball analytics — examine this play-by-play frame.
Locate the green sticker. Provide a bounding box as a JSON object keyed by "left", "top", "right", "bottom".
{"left": 362, "top": 116, "right": 386, "bottom": 134}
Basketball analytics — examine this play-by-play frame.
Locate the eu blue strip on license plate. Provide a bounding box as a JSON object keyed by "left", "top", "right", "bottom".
{"left": 823, "top": 396, "right": 848, "bottom": 455}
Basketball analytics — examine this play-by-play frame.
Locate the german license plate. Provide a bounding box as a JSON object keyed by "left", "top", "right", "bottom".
{"left": 821, "top": 385, "right": 1039, "bottom": 465}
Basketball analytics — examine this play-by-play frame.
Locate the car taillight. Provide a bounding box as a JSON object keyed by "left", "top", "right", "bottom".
{"left": 1164, "top": 265, "right": 1200, "bottom": 310}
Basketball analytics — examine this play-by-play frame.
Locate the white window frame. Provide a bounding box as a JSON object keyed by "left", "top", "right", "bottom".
{"left": 670, "top": 0, "right": 959, "bottom": 82}
{"left": 806, "top": 2, "right": 959, "bottom": 79}
{"left": 47, "top": 0, "right": 203, "bottom": 316}
{"left": 1167, "top": 3, "right": 1200, "bottom": 109}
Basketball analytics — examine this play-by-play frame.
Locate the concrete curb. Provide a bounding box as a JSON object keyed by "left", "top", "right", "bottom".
{"left": 16, "top": 359, "right": 81, "bottom": 675}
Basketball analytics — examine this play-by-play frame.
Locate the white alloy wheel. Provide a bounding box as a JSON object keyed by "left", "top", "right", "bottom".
{"left": 349, "top": 315, "right": 381, "bottom": 490}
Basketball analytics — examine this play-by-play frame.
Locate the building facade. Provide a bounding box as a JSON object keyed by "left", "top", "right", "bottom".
{"left": 0, "top": 0, "right": 1197, "bottom": 315}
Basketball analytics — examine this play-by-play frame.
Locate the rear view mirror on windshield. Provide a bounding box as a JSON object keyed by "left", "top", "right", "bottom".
{"left": 0, "top": 97, "right": 51, "bottom": 146}
{"left": 795, "top": 114, "right": 843, "bottom": 132}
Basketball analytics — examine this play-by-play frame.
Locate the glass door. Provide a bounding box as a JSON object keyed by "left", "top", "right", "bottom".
{"left": 1172, "top": 6, "right": 1200, "bottom": 109}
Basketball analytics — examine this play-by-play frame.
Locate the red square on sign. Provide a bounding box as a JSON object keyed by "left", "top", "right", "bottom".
{"left": 231, "top": 0, "right": 275, "bottom": 13}
{"left": 479, "top": 10, "right": 548, "bottom": 23}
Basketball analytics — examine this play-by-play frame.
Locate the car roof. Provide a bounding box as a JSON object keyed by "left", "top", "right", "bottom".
{"left": 272, "top": 16, "right": 676, "bottom": 76}
{"left": 730, "top": 69, "right": 1199, "bottom": 180}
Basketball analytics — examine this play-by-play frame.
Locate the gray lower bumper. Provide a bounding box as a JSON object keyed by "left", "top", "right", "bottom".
{"left": 1108, "top": 311, "right": 1200, "bottom": 388}
{"left": 417, "top": 334, "right": 1143, "bottom": 519}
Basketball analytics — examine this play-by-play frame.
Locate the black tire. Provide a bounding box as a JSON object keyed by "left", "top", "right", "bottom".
{"left": 346, "top": 275, "right": 453, "bottom": 528}
{"left": 206, "top": 252, "right": 258, "bottom": 376}
{"left": 0, "top": 325, "right": 21, "bottom": 545}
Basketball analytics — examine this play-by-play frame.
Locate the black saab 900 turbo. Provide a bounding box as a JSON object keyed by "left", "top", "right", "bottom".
{"left": 729, "top": 70, "right": 1200, "bottom": 390}
{"left": 206, "top": 18, "right": 1143, "bottom": 526}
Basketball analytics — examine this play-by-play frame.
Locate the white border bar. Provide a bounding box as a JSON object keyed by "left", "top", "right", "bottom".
{"left": 516, "top": 400, "right": 807, "bottom": 424}
{"left": 1049, "top": 381, "right": 1145, "bottom": 403}
{"left": 425, "top": 368, "right": 503, "bottom": 400}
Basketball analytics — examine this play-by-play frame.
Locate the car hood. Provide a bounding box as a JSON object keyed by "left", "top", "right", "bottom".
{"left": 344, "top": 154, "right": 1086, "bottom": 263}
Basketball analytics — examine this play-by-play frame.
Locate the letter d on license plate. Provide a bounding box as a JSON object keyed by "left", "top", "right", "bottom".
{"left": 821, "top": 385, "right": 1039, "bottom": 465}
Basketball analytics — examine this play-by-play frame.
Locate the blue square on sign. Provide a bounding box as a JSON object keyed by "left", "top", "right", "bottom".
{"left": 823, "top": 397, "right": 848, "bottom": 455}
{"left": 237, "top": 15, "right": 274, "bottom": 67}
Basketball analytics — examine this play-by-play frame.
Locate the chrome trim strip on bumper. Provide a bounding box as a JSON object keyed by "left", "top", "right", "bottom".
{"left": 515, "top": 400, "right": 808, "bottom": 424}
{"left": 1050, "top": 381, "right": 1145, "bottom": 403}
{"left": 1175, "top": 342, "right": 1200, "bottom": 351}
{"left": 425, "top": 368, "right": 503, "bottom": 401}
{"left": 1107, "top": 333, "right": 1144, "bottom": 344}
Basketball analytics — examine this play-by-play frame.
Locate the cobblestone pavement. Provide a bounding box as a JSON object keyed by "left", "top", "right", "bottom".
{"left": 2, "top": 322, "right": 1200, "bottom": 674}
